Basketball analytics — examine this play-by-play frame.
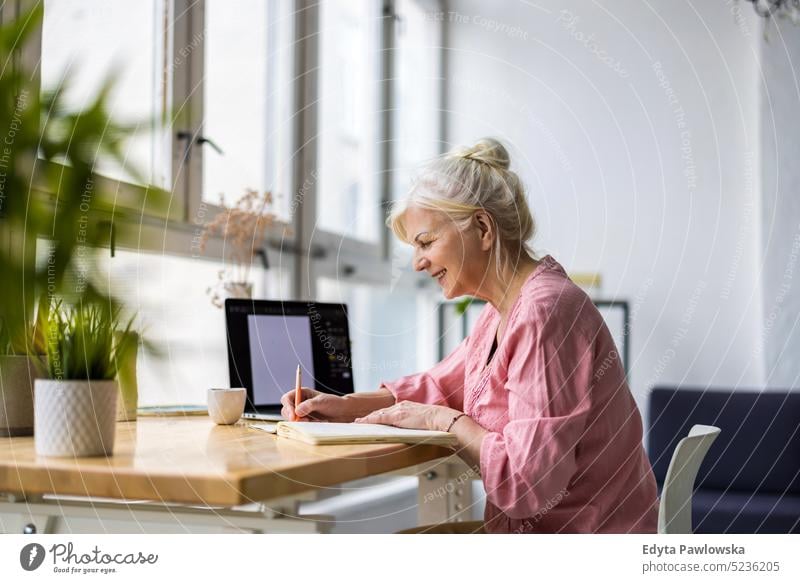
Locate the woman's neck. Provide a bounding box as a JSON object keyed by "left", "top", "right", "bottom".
{"left": 477, "top": 255, "right": 539, "bottom": 318}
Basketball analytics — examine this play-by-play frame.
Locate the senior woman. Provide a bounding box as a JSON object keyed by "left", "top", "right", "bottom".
{"left": 281, "top": 138, "right": 658, "bottom": 534}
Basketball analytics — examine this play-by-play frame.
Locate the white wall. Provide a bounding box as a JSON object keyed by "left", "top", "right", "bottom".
{"left": 442, "top": 0, "right": 767, "bottom": 408}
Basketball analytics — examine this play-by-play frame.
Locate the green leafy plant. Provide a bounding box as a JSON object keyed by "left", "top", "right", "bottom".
{"left": 42, "top": 301, "right": 136, "bottom": 381}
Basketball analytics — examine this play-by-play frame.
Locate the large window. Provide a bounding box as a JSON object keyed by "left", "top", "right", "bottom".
{"left": 316, "top": 0, "right": 383, "bottom": 243}
{"left": 30, "top": 0, "right": 444, "bottom": 405}
{"left": 392, "top": 0, "right": 442, "bottom": 200}
{"left": 202, "top": 0, "right": 294, "bottom": 219}
{"left": 41, "top": 0, "right": 171, "bottom": 188}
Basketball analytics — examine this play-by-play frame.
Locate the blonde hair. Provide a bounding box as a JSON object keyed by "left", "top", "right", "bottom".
{"left": 388, "top": 137, "right": 536, "bottom": 281}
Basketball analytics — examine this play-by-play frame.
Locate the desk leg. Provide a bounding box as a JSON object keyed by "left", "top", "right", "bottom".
{"left": 417, "top": 458, "right": 476, "bottom": 526}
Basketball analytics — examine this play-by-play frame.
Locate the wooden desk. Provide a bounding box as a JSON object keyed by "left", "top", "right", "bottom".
{"left": 0, "top": 417, "right": 459, "bottom": 533}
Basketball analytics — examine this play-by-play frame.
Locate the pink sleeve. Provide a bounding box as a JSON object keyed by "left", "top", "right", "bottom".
{"left": 480, "top": 308, "right": 594, "bottom": 519}
{"left": 380, "top": 337, "right": 467, "bottom": 411}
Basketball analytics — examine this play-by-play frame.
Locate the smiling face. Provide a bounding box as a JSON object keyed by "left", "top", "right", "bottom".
{"left": 403, "top": 205, "right": 493, "bottom": 300}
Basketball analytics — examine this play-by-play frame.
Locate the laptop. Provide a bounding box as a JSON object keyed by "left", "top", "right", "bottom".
{"left": 224, "top": 299, "right": 355, "bottom": 421}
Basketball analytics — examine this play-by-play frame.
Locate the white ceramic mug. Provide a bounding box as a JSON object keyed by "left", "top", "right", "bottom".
{"left": 207, "top": 388, "right": 246, "bottom": 425}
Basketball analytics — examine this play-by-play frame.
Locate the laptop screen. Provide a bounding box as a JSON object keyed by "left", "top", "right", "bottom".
{"left": 225, "top": 300, "right": 355, "bottom": 410}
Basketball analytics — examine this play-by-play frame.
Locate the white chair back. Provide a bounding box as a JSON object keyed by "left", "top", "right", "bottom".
{"left": 658, "top": 424, "right": 721, "bottom": 534}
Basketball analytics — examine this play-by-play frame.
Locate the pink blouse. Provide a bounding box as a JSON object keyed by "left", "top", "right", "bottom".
{"left": 382, "top": 255, "right": 659, "bottom": 533}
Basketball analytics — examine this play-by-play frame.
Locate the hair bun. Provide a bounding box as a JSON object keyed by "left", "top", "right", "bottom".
{"left": 454, "top": 137, "right": 511, "bottom": 170}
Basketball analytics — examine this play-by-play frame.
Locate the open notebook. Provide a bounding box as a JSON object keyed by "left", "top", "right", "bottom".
{"left": 272, "top": 422, "right": 458, "bottom": 447}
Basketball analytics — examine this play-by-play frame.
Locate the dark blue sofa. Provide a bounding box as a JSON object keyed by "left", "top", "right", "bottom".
{"left": 648, "top": 387, "right": 800, "bottom": 533}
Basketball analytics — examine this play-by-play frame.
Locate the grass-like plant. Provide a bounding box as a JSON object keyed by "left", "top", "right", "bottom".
{"left": 43, "top": 302, "right": 136, "bottom": 381}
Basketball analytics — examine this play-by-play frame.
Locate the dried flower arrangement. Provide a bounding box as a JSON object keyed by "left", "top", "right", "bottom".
{"left": 199, "top": 189, "right": 275, "bottom": 308}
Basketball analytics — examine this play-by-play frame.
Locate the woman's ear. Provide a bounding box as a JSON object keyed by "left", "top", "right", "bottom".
{"left": 473, "top": 211, "right": 495, "bottom": 252}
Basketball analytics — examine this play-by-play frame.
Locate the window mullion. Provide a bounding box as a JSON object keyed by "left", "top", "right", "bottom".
{"left": 294, "top": 0, "right": 319, "bottom": 300}
{"left": 171, "top": 0, "right": 204, "bottom": 224}
{"left": 379, "top": 0, "right": 395, "bottom": 261}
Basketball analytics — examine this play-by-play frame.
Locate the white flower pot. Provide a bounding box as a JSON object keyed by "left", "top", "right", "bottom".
{"left": 0, "top": 356, "right": 38, "bottom": 437}
{"left": 34, "top": 379, "right": 118, "bottom": 457}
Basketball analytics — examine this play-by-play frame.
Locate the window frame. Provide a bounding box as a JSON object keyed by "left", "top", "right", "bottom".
{"left": 26, "top": 0, "right": 444, "bottom": 301}
{"left": 300, "top": 0, "right": 445, "bottom": 299}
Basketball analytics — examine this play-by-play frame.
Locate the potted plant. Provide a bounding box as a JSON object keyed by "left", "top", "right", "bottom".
{"left": 199, "top": 189, "right": 275, "bottom": 307}
{"left": 34, "top": 302, "right": 135, "bottom": 457}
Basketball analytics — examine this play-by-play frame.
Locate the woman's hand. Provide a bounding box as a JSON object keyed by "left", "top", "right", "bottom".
{"left": 280, "top": 387, "right": 397, "bottom": 422}
{"left": 280, "top": 387, "right": 353, "bottom": 422}
{"left": 354, "top": 400, "right": 457, "bottom": 432}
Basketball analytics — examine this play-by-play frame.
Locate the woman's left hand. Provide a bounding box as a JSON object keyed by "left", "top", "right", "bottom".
{"left": 354, "top": 400, "right": 457, "bottom": 432}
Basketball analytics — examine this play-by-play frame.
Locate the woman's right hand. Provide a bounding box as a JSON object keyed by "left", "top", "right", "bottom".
{"left": 280, "top": 387, "right": 357, "bottom": 422}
